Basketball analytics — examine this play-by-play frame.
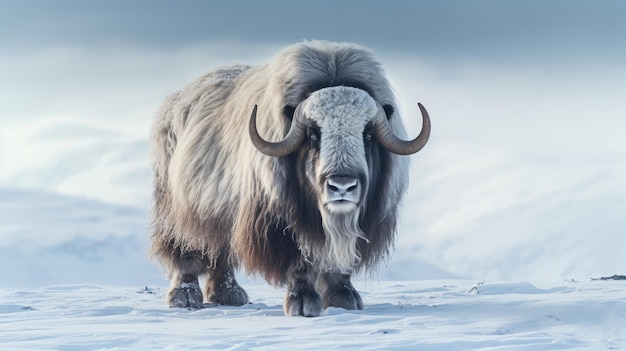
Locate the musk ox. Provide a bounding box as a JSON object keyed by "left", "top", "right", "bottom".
{"left": 150, "top": 40, "right": 430, "bottom": 316}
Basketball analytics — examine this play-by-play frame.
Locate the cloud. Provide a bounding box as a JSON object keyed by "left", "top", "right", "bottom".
{"left": 3, "top": 1, "right": 626, "bottom": 63}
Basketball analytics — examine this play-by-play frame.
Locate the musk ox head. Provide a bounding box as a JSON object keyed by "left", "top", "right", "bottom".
{"left": 249, "top": 86, "right": 430, "bottom": 272}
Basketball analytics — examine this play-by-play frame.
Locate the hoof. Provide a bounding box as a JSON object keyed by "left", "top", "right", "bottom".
{"left": 322, "top": 283, "right": 363, "bottom": 310}
{"left": 167, "top": 280, "right": 203, "bottom": 309}
{"left": 284, "top": 288, "right": 322, "bottom": 317}
{"left": 206, "top": 279, "right": 249, "bottom": 306}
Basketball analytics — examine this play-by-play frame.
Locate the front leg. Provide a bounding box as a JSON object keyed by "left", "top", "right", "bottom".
{"left": 317, "top": 272, "right": 363, "bottom": 310}
{"left": 165, "top": 250, "right": 206, "bottom": 309}
{"left": 284, "top": 264, "right": 322, "bottom": 317}
{"left": 168, "top": 272, "right": 204, "bottom": 309}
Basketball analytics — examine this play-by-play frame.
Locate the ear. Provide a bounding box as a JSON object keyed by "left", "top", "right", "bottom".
{"left": 283, "top": 105, "right": 296, "bottom": 121}
{"left": 382, "top": 104, "right": 395, "bottom": 119}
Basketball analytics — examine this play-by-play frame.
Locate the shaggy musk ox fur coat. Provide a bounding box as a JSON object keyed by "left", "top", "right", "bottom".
{"left": 149, "top": 40, "right": 431, "bottom": 316}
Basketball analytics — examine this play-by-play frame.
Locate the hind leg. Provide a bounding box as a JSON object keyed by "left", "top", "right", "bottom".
{"left": 317, "top": 272, "right": 363, "bottom": 310}
{"left": 204, "top": 253, "right": 248, "bottom": 306}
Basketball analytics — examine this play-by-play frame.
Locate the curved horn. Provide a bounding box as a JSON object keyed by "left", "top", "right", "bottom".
{"left": 249, "top": 105, "right": 306, "bottom": 157}
{"left": 373, "top": 103, "right": 431, "bottom": 155}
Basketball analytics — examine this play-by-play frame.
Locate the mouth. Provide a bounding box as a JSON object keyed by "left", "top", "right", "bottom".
{"left": 324, "top": 200, "right": 358, "bottom": 213}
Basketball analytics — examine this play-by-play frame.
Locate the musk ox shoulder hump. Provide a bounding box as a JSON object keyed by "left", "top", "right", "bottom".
{"left": 267, "top": 41, "right": 396, "bottom": 110}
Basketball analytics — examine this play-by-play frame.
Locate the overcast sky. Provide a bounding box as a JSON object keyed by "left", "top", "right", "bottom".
{"left": 3, "top": 0, "right": 625, "bottom": 62}
{"left": 2, "top": 0, "right": 625, "bottom": 130}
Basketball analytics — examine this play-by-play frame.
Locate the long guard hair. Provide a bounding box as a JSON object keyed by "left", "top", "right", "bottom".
{"left": 150, "top": 41, "right": 410, "bottom": 285}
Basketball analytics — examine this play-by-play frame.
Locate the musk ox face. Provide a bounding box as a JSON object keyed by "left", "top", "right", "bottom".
{"left": 300, "top": 87, "right": 375, "bottom": 214}
{"left": 295, "top": 87, "right": 379, "bottom": 271}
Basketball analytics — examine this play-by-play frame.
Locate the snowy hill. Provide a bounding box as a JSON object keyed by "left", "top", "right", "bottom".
{"left": 0, "top": 188, "right": 161, "bottom": 287}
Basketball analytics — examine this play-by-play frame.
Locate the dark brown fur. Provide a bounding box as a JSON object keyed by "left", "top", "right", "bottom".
{"left": 149, "top": 41, "right": 413, "bottom": 316}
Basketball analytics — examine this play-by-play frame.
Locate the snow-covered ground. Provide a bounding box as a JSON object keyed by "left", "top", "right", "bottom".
{"left": 2, "top": 2, "right": 626, "bottom": 349}
{"left": 2, "top": 280, "right": 625, "bottom": 350}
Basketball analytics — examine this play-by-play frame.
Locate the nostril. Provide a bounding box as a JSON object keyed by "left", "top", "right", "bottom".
{"left": 327, "top": 182, "right": 340, "bottom": 193}
{"left": 326, "top": 177, "right": 359, "bottom": 196}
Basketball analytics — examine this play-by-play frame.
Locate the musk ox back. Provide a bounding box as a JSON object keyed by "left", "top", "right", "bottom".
{"left": 150, "top": 40, "right": 431, "bottom": 316}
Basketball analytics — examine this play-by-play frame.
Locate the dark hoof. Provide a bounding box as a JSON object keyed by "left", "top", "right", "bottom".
{"left": 206, "top": 280, "right": 249, "bottom": 306}
{"left": 323, "top": 283, "right": 364, "bottom": 310}
{"left": 284, "top": 288, "right": 323, "bottom": 317}
{"left": 167, "top": 281, "right": 203, "bottom": 309}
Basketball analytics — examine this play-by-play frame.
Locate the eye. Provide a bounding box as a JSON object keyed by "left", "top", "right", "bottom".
{"left": 364, "top": 127, "right": 374, "bottom": 142}
{"left": 307, "top": 127, "right": 320, "bottom": 144}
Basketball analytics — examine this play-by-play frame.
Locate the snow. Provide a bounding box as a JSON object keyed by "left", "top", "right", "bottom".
{"left": 2, "top": 281, "right": 625, "bottom": 350}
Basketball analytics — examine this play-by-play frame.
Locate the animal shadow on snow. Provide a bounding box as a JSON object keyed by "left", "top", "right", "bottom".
{"left": 174, "top": 301, "right": 431, "bottom": 318}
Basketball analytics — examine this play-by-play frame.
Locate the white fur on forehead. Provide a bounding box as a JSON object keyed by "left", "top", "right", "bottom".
{"left": 302, "top": 86, "right": 378, "bottom": 130}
